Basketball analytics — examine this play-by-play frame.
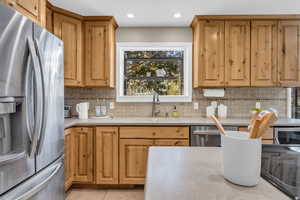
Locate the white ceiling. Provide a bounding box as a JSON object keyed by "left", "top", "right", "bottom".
{"left": 49, "top": 0, "right": 300, "bottom": 27}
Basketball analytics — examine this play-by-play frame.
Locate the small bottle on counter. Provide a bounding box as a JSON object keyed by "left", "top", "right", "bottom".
{"left": 95, "top": 99, "right": 101, "bottom": 117}
{"left": 171, "top": 105, "right": 179, "bottom": 118}
{"left": 101, "top": 99, "right": 107, "bottom": 116}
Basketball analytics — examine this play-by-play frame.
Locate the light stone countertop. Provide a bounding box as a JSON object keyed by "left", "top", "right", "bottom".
{"left": 144, "top": 147, "right": 290, "bottom": 200}
{"left": 64, "top": 117, "right": 300, "bottom": 129}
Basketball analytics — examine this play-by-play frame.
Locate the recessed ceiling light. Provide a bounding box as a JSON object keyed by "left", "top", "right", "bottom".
{"left": 127, "top": 13, "right": 135, "bottom": 18}
{"left": 173, "top": 12, "right": 182, "bottom": 18}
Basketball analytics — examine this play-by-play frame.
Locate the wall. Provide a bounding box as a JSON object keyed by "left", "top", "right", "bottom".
{"left": 116, "top": 27, "right": 192, "bottom": 42}
{"left": 64, "top": 27, "right": 288, "bottom": 118}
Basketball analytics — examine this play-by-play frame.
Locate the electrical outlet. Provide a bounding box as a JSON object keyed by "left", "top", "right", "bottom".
{"left": 109, "top": 102, "right": 115, "bottom": 109}
{"left": 193, "top": 102, "right": 199, "bottom": 110}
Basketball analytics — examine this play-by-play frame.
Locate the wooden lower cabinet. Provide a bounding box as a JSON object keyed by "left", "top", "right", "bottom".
{"left": 119, "top": 139, "right": 154, "bottom": 184}
{"left": 65, "top": 126, "right": 189, "bottom": 187}
{"left": 95, "top": 127, "right": 119, "bottom": 184}
{"left": 154, "top": 139, "right": 189, "bottom": 146}
{"left": 64, "top": 128, "right": 74, "bottom": 191}
{"left": 238, "top": 126, "right": 274, "bottom": 144}
{"left": 119, "top": 136, "right": 189, "bottom": 184}
{"left": 73, "top": 127, "right": 94, "bottom": 183}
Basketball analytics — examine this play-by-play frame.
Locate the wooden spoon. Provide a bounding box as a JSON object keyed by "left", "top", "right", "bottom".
{"left": 256, "top": 112, "right": 278, "bottom": 138}
{"left": 209, "top": 115, "right": 226, "bottom": 136}
{"left": 249, "top": 111, "right": 267, "bottom": 138}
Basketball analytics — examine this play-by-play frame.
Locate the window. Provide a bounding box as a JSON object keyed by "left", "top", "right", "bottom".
{"left": 116, "top": 43, "right": 192, "bottom": 102}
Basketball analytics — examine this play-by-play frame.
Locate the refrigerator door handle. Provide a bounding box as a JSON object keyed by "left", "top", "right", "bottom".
{"left": 33, "top": 38, "right": 47, "bottom": 155}
{"left": 0, "top": 161, "right": 63, "bottom": 200}
{"left": 0, "top": 151, "right": 26, "bottom": 166}
{"left": 26, "top": 37, "right": 44, "bottom": 158}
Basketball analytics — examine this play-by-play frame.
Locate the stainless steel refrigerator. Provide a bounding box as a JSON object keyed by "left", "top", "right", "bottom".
{"left": 0, "top": 3, "right": 65, "bottom": 200}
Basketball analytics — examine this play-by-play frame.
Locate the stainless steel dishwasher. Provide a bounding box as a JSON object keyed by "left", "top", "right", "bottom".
{"left": 191, "top": 126, "right": 238, "bottom": 147}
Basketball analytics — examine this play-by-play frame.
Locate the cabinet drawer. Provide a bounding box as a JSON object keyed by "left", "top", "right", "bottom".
{"left": 262, "top": 128, "right": 273, "bottom": 140}
{"left": 262, "top": 140, "right": 274, "bottom": 144}
{"left": 120, "top": 127, "right": 189, "bottom": 139}
{"left": 155, "top": 139, "right": 189, "bottom": 146}
{"left": 239, "top": 127, "right": 273, "bottom": 140}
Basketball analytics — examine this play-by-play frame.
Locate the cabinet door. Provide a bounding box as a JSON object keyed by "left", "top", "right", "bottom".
{"left": 251, "top": 21, "right": 278, "bottom": 87}
{"left": 85, "top": 22, "right": 115, "bottom": 87}
{"left": 64, "top": 128, "right": 74, "bottom": 190}
{"left": 46, "top": 6, "right": 52, "bottom": 32}
{"left": 278, "top": 21, "right": 300, "bottom": 87}
{"left": 154, "top": 139, "right": 189, "bottom": 146}
{"left": 95, "top": 127, "right": 119, "bottom": 184}
{"left": 225, "top": 21, "right": 251, "bottom": 87}
{"left": 53, "top": 13, "right": 83, "bottom": 87}
{"left": 194, "top": 20, "right": 225, "bottom": 87}
{"left": 119, "top": 139, "right": 154, "bottom": 184}
{"left": 16, "top": 0, "right": 39, "bottom": 16}
{"left": 6, "top": 0, "right": 46, "bottom": 26}
{"left": 73, "top": 127, "right": 94, "bottom": 183}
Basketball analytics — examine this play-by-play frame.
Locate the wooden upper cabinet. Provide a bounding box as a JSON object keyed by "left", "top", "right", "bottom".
{"left": 251, "top": 21, "right": 278, "bottom": 87}
{"left": 193, "top": 20, "right": 225, "bottom": 87}
{"left": 46, "top": 6, "right": 53, "bottom": 32}
{"left": 95, "top": 127, "right": 119, "bottom": 184}
{"left": 73, "top": 127, "right": 94, "bottom": 183}
{"left": 85, "top": 20, "right": 116, "bottom": 88}
{"left": 53, "top": 13, "right": 83, "bottom": 87}
{"left": 225, "top": 20, "right": 251, "bottom": 87}
{"left": 278, "top": 20, "right": 300, "bottom": 87}
{"left": 5, "top": 0, "right": 46, "bottom": 27}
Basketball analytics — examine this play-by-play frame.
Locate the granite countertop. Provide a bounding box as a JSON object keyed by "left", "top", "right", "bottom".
{"left": 64, "top": 117, "right": 300, "bottom": 128}
{"left": 144, "top": 147, "right": 289, "bottom": 200}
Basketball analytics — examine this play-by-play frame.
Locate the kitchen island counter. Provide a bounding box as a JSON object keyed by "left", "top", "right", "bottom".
{"left": 145, "top": 147, "right": 289, "bottom": 200}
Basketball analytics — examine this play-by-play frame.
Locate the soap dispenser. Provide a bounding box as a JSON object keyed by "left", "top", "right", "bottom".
{"left": 171, "top": 105, "right": 179, "bottom": 118}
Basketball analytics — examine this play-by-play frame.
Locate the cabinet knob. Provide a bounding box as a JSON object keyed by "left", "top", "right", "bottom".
{"left": 152, "top": 132, "right": 156, "bottom": 136}
{"left": 8, "top": 1, "right": 16, "bottom": 7}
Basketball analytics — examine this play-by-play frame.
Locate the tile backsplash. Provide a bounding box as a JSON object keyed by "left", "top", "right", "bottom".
{"left": 65, "top": 88, "right": 288, "bottom": 118}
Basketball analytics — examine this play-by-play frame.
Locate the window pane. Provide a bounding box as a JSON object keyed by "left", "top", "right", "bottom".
{"left": 124, "top": 50, "right": 184, "bottom": 96}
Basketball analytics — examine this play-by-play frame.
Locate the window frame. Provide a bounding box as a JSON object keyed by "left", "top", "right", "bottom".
{"left": 116, "top": 42, "right": 192, "bottom": 102}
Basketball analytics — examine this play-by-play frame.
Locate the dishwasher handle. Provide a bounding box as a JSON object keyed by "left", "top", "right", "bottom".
{"left": 192, "top": 130, "right": 221, "bottom": 135}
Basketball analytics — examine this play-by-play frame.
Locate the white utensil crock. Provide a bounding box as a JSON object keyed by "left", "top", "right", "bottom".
{"left": 221, "top": 131, "right": 262, "bottom": 186}
{"left": 76, "top": 102, "right": 89, "bottom": 119}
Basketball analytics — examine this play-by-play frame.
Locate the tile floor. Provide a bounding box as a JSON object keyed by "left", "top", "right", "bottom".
{"left": 66, "top": 188, "right": 144, "bottom": 200}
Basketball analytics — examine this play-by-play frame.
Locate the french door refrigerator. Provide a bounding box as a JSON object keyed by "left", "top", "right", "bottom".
{"left": 0, "top": 3, "right": 64, "bottom": 200}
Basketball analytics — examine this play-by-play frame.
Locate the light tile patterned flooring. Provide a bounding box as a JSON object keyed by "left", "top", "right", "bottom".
{"left": 66, "top": 188, "right": 144, "bottom": 200}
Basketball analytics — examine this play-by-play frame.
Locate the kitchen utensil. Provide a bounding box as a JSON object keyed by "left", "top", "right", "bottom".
{"left": 248, "top": 110, "right": 261, "bottom": 132}
{"left": 256, "top": 112, "right": 278, "bottom": 138}
{"left": 249, "top": 110, "right": 270, "bottom": 138}
{"left": 222, "top": 131, "right": 261, "bottom": 186}
{"left": 209, "top": 115, "right": 226, "bottom": 135}
{"left": 76, "top": 102, "right": 89, "bottom": 119}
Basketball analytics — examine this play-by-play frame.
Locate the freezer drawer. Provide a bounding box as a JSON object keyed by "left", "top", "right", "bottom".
{"left": 0, "top": 155, "right": 64, "bottom": 200}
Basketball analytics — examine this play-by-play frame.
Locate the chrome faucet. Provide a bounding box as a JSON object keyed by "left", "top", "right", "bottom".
{"left": 152, "top": 93, "right": 160, "bottom": 117}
